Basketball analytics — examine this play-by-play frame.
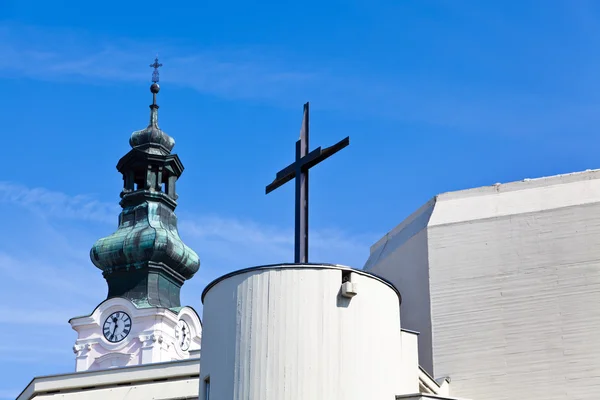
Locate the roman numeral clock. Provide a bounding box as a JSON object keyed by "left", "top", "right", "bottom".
{"left": 103, "top": 312, "right": 132, "bottom": 343}
{"left": 70, "top": 297, "right": 202, "bottom": 371}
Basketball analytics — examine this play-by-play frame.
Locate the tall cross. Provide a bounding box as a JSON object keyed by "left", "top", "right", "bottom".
{"left": 150, "top": 56, "right": 162, "bottom": 83}
{"left": 266, "top": 102, "right": 350, "bottom": 264}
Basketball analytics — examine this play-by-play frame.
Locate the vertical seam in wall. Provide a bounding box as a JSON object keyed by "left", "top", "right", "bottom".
{"left": 425, "top": 225, "right": 434, "bottom": 377}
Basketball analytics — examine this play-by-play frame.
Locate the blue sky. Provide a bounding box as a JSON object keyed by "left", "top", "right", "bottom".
{"left": 2, "top": 0, "right": 600, "bottom": 397}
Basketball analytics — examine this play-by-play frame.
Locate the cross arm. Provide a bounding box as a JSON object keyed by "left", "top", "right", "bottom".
{"left": 265, "top": 137, "right": 350, "bottom": 194}
{"left": 266, "top": 168, "right": 295, "bottom": 194}
{"left": 302, "top": 136, "right": 350, "bottom": 170}
{"left": 265, "top": 146, "right": 324, "bottom": 194}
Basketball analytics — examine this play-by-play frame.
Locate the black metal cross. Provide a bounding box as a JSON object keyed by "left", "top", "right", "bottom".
{"left": 266, "top": 102, "right": 350, "bottom": 264}
{"left": 150, "top": 57, "right": 162, "bottom": 83}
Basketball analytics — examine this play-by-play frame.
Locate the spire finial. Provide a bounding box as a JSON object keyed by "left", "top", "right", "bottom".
{"left": 150, "top": 55, "right": 162, "bottom": 83}
{"left": 149, "top": 56, "right": 161, "bottom": 107}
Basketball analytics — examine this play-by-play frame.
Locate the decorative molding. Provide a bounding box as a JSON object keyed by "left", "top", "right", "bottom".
{"left": 70, "top": 298, "right": 202, "bottom": 372}
{"left": 92, "top": 352, "right": 134, "bottom": 370}
{"left": 139, "top": 333, "right": 164, "bottom": 346}
{"left": 72, "top": 343, "right": 93, "bottom": 356}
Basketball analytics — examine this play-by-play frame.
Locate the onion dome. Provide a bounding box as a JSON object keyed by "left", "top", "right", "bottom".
{"left": 129, "top": 82, "right": 175, "bottom": 155}
{"left": 89, "top": 58, "right": 200, "bottom": 309}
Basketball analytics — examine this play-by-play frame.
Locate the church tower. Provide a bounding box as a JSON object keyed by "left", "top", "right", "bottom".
{"left": 69, "top": 59, "right": 202, "bottom": 372}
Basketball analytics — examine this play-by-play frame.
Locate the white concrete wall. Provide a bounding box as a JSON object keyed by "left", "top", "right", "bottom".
{"left": 366, "top": 170, "right": 600, "bottom": 400}
{"left": 400, "top": 330, "right": 420, "bottom": 391}
{"left": 200, "top": 265, "right": 406, "bottom": 400}
{"left": 429, "top": 202, "right": 600, "bottom": 400}
{"left": 366, "top": 226, "right": 433, "bottom": 374}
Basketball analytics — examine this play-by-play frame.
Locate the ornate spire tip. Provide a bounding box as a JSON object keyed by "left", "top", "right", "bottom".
{"left": 150, "top": 56, "right": 162, "bottom": 84}
{"left": 150, "top": 56, "right": 162, "bottom": 97}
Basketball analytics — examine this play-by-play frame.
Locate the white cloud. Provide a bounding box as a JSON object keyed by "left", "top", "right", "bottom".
{"left": 0, "top": 24, "right": 315, "bottom": 105}
{"left": 0, "top": 181, "right": 373, "bottom": 271}
{"left": 0, "top": 305, "right": 73, "bottom": 326}
{"left": 180, "top": 215, "right": 375, "bottom": 268}
{"left": 0, "top": 252, "right": 102, "bottom": 302}
{"left": 0, "top": 182, "right": 118, "bottom": 224}
{"left": 0, "top": 180, "right": 375, "bottom": 326}
{"left": 1, "top": 22, "right": 591, "bottom": 137}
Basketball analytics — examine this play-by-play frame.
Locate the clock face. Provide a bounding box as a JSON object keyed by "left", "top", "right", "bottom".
{"left": 175, "top": 319, "right": 191, "bottom": 351}
{"left": 103, "top": 311, "right": 132, "bottom": 343}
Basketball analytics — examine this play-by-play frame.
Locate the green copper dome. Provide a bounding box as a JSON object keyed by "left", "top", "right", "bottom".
{"left": 90, "top": 67, "right": 200, "bottom": 309}
{"left": 90, "top": 202, "right": 200, "bottom": 279}
{"left": 129, "top": 83, "right": 175, "bottom": 155}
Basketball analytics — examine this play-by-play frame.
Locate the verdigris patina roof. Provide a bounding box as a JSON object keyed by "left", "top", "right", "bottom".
{"left": 89, "top": 61, "right": 200, "bottom": 309}
{"left": 129, "top": 83, "right": 175, "bottom": 155}
{"left": 90, "top": 202, "right": 199, "bottom": 280}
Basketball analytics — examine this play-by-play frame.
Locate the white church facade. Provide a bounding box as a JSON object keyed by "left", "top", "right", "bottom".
{"left": 15, "top": 62, "right": 600, "bottom": 400}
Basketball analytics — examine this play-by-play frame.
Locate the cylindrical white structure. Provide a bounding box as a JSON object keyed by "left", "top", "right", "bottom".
{"left": 199, "top": 263, "right": 403, "bottom": 400}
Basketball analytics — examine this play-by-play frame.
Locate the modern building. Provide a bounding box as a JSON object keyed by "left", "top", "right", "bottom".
{"left": 199, "top": 263, "right": 452, "bottom": 400}
{"left": 365, "top": 170, "right": 600, "bottom": 400}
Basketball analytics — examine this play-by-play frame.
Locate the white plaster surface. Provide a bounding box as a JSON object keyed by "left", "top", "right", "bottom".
{"left": 69, "top": 297, "right": 201, "bottom": 371}
{"left": 34, "top": 379, "right": 198, "bottom": 400}
{"left": 365, "top": 169, "right": 600, "bottom": 400}
{"left": 17, "top": 358, "right": 199, "bottom": 400}
{"left": 200, "top": 265, "right": 409, "bottom": 400}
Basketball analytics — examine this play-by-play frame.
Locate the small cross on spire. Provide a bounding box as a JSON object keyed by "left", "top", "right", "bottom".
{"left": 150, "top": 56, "right": 163, "bottom": 83}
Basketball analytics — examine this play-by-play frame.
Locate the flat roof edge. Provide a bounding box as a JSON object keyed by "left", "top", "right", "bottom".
{"left": 17, "top": 358, "right": 199, "bottom": 400}
{"left": 201, "top": 263, "right": 401, "bottom": 304}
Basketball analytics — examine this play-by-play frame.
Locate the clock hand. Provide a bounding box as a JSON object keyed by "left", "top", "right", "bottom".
{"left": 111, "top": 318, "right": 118, "bottom": 336}
{"left": 180, "top": 326, "right": 187, "bottom": 346}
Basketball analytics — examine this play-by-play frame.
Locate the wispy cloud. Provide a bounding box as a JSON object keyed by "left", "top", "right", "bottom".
{"left": 0, "top": 336, "right": 74, "bottom": 365}
{"left": 0, "top": 181, "right": 373, "bottom": 268}
{"left": 0, "top": 24, "right": 316, "bottom": 105}
{"left": 0, "top": 252, "right": 102, "bottom": 302}
{"left": 0, "top": 182, "right": 118, "bottom": 224}
{"left": 2, "top": 22, "right": 595, "bottom": 137}
{"left": 0, "top": 305, "right": 74, "bottom": 326}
